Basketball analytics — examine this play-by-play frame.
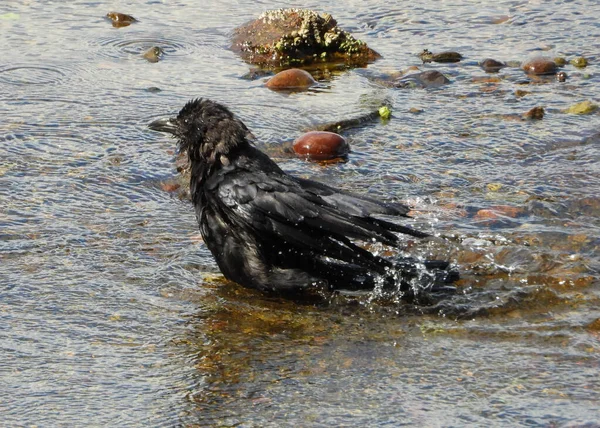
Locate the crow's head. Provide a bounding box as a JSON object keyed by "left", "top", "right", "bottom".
{"left": 149, "top": 98, "right": 251, "bottom": 162}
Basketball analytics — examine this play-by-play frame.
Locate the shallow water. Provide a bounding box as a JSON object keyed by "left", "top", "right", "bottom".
{"left": 1, "top": 0, "right": 599, "bottom": 426}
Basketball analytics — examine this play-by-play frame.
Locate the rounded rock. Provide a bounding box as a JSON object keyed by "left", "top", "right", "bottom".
{"left": 522, "top": 57, "right": 557, "bottom": 75}
{"left": 293, "top": 131, "right": 349, "bottom": 160}
{"left": 266, "top": 68, "right": 316, "bottom": 90}
{"left": 480, "top": 58, "right": 506, "bottom": 72}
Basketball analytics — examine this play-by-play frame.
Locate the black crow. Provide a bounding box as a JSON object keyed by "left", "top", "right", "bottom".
{"left": 149, "top": 99, "right": 457, "bottom": 297}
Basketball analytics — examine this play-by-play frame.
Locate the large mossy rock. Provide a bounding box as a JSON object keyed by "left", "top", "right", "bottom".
{"left": 231, "top": 9, "right": 380, "bottom": 68}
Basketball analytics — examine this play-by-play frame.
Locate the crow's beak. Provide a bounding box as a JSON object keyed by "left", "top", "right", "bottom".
{"left": 148, "top": 117, "right": 178, "bottom": 134}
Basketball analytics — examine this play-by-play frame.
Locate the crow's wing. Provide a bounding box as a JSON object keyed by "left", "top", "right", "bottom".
{"left": 206, "top": 161, "right": 427, "bottom": 259}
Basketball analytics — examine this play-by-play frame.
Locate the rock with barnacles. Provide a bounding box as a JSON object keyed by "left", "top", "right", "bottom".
{"left": 231, "top": 9, "right": 380, "bottom": 68}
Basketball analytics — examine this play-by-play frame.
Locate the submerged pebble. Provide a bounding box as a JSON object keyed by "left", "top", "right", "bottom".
{"left": 420, "top": 49, "right": 463, "bottom": 63}
{"left": 266, "top": 68, "right": 316, "bottom": 90}
{"left": 475, "top": 205, "right": 524, "bottom": 220}
{"left": 394, "top": 70, "right": 450, "bottom": 89}
{"left": 293, "top": 131, "right": 349, "bottom": 160}
{"left": 480, "top": 58, "right": 506, "bottom": 72}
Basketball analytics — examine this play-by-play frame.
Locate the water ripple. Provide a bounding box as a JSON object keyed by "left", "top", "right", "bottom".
{"left": 0, "top": 64, "right": 67, "bottom": 86}
{"left": 93, "top": 34, "right": 202, "bottom": 59}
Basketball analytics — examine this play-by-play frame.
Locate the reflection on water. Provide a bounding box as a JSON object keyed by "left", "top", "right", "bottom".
{"left": 1, "top": 0, "right": 599, "bottom": 426}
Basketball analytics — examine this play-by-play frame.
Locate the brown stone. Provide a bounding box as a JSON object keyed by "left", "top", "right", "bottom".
{"left": 475, "top": 205, "right": 524, "bottom": 220}
{"left": 266, "top": 69, "right": 316, "bottom": 90}
{"left": 106, "top": 12, "right": 137, "bottom": 28}
{"left": 293, "top": 131, "right": 349, "bottom": 160}
{"left": 522, "top": 57, "right": 557, "bottom": 75}
{"left": 523, "top": 106, "right": 544, "bottom": 120}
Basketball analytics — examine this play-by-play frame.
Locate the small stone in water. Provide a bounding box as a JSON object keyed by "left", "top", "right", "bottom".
{"left": 106, "top": 12, "right": 137, "bottom": 28}
{"left": 556, "top": 71, "right": 567, "bottom": 82}
{"left": 293, "top": 131, "right": 349, "bottom": 161}
{"left": 487, "top": 183, "right": 503, "bottom": 192}
{"left": 523, "top": 106, "right": 544, "bottom": 120}
{"left": 480, "top": 58, "right": 506, "bottom": 72}
{"left": 266, "top": 68, "right": 316, "bottom": 90}
{"left": 554, "top": 57, "right": 567, "bottom": 66}
{"left": 522, "top": 57, "right": 557, "bottom": 75}
{"left": 563, "top": 100, "right": 598, "bottom": 115}
{"left": 143, "top": 47, "right": 163, "bottom": 63}
{"left": 570, "top": 57, "right": 588, "bottom": 68}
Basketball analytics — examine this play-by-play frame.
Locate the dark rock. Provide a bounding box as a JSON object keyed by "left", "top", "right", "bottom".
{"left": 480, "top": 58, "right": 506, "bottom": 72}
{"left": 419, "top": 49, "right": 463, "bottom": 63}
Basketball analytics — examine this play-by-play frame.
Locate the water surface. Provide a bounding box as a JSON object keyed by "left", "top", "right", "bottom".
{"left": 1, "top": 0, "right": 599, "bottom": 426}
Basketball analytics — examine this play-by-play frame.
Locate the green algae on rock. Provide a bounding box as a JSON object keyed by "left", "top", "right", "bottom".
{"left": 570, "top": 56, "right": 588, "bottom": 68}
{"left": 231, "top": 9, "right": 380, "bottom": 68}
{"left": 563, "top": 100, "right": 598, "bottom": 115}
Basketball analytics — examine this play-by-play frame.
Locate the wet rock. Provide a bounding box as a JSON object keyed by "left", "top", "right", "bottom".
{"left": 554, "top": 57, "right": 567, "bottom": 67}
{"left": 231, "top": 9, "right": 380, "bottom": 68}
{"left": 419, "top": 49, "right": 463, "bottom": 63}
{"left": 106, "top": 12, "right": 137, "bottom": 28}
{"left": 556, "top": 71, "right": 568, "bottom": 82}
{"left": 522, "top": 57, "right": 557, "bottom": 75}
{"left": 142, "top": 46, "right": 163, "bottom": 63}
{"left": 394, "top": 70, "right": 450, "bottom": 89}
{"left": 523, "top": 106, "right": 544, "bottom": 120}
{"left": 266, "top": 68, "right": 316, "bottom": 90}
{"left": 563, "top": 100, "right": 598, "bottom": 115}
{"left": 570, "top": 57, "right": 588, "bottom": 68}
{"left": 293, "top": 131, "right": 349, "bottom": 160}
{"left": 515, "top": 89, "right": 530, "bottom": 97}
{"left": 480, "top": 58, "right": 506, "bottom": 72}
